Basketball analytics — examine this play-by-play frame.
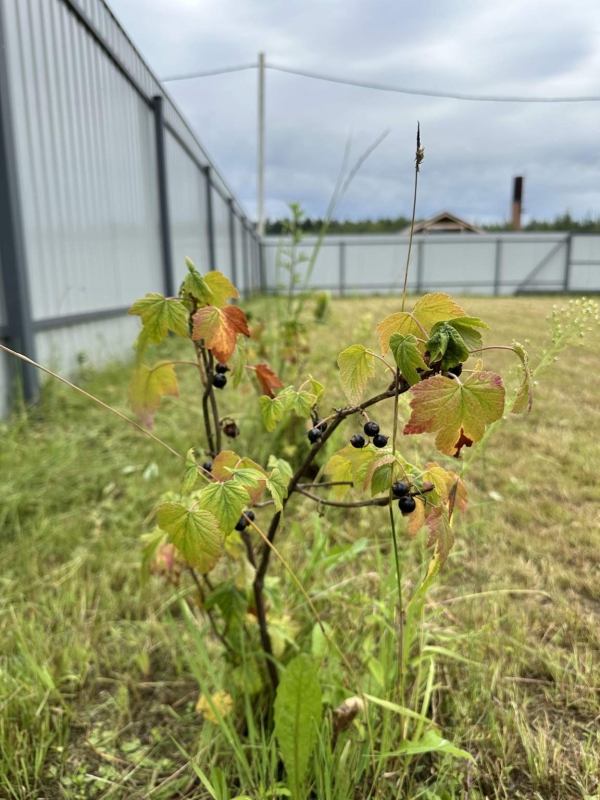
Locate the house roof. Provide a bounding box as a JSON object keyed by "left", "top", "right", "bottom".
{"left": 401, "top": 211, "right": 484, "bottom": 234}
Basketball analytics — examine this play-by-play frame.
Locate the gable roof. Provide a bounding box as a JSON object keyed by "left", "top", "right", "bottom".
{"left": 401, "top": 211, "right": 484, "bottom": 234}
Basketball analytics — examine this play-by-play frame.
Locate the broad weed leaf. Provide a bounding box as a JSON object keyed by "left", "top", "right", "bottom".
{"left": 274, "top": 654, "right": 322, "bottom": 796}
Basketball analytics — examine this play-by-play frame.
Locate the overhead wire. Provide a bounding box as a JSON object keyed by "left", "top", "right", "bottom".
{"left": 161, "top": 61, "right": 600, "bottom": 103}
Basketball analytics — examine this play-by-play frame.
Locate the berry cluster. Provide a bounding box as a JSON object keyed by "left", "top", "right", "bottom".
{"left": 392, "top": 480, "right": 416, "bottom": 514}
{"left": 306, "top": 418, "right": 329, "bottom": 445}
{"left": 235, "top": 509, "right": 255, "bottom": 531}
{"left": 350, "top": 420, "right": 389, "bottom": 450}
{"left": 212, "top": 363, "right": 229, "bottom": 389}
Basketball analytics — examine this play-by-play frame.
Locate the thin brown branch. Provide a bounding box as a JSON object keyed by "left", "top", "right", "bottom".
{"left": 296, "top": 481, "right": 354, "bottom": 489}
{"left": 206, "top": 349, "right": 222, "bottom": 454}
{"left": 296, "top": 487, "right": 390, "bottom": 508}
{"left": 196, "top": 343, "right": 216, "bottom": 456}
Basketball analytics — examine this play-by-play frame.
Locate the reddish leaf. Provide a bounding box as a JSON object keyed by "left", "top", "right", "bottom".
{"left": 210, "top": 450, "right": 267, "bottom": 504}
{"left": 403, "top": 372, "right": 505, "bottom": 458}
{"left": 192, "top": 305, "right": 250, "bottom": 364}
{"left": 425, "top": 507, "right": 455, "bottom": 564}
{"left": 254, "top": 363, "right": 284, "bottom": 398}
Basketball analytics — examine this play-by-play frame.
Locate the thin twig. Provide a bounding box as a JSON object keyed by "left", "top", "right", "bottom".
{"left": 401, "top": 122, "right": 423, "bottom": 311}
{"left": 0, "top": 344, "right": 183, "bottom": 461}
{"left": 296, "top": 487, "right": 390, "bottom": 508}
{"left": 188, "top": 568, "right": 232, "bottom": 652}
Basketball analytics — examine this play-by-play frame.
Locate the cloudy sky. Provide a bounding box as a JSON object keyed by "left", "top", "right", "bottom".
{"left": 110, "top": 0, "right": 600, "bottom": 225}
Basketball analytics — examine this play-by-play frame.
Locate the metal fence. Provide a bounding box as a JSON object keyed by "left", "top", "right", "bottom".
{"left": 263, "top": 232, "right": 600, "bottom": 297}
{"left": 0, "top": 0, "right": 262, "bottom": 414}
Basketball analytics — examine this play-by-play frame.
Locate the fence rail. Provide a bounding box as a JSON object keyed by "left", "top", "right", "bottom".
{"left": 262, "top": 232, "right": 600, "bottom": 297}
{"left": 0, "top": 0, "right": 261, "bottom": 413}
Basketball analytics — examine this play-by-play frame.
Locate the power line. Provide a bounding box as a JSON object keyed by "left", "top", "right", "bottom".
{"left": 161, "top": 63, "right": 257, "bottom": 82}
{"left": 160, "top": 60, "right": 600, "bottom": 103}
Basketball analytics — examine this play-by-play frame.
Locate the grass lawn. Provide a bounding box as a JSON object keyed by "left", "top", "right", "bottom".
{"left": 1, "top": 294, "right": 599, "bottom": 799}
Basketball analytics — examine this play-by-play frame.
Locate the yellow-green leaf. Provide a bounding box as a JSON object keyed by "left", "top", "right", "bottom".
{"left": 389, "top": 333, "right": 427, "bottom": 386}
{"left": 204, "top": 271, "right": 239, "bottom": 307}
{"left": 323, "top": 453, "right": 353, "bottom": 499}
{"left": 182, "top": 447, "right": 198, "bottom": 494}
{"left": 199, "top": 479, "right": 250, "bottom": 534}
{"left": 129, "top": 363, "right": 179, "bottom": 428}
{"left": 229, "top": 340, "right": 247, "bottom": 388}
{"left": 183, "top": 257, "right": 213, "bottom": 303}
{"left": 377, "top": 293, "right": 467, "bottom": 355}
{"left": 511, "top": 341, "right": 533, "bottom": 414}
{"left": 128, "top": 293, "right": 189, "bottom": 343}
{"left": 157, "top": 501, "right": 222, "bottom": 572}
{"left": 260, "top": 395, "right": 285, "bottom": 432}
{"left": 337, "top": 345, "right": 375, "bottom": 405}
{"left": 404, "top": 371, "right": 505, "bottom": 457}
{"left": 266, "top": 466, "right": 288, "bottom": 512}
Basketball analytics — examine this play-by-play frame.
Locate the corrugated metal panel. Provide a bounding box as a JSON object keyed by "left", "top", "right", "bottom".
{"left": 36, "top": 314, "right": 139, "bottom": 375}
{"left": 166, "top": 130, "right": 210, "bottom": 283}
{"left": 212, "top": 187, "right": 233, "bottom": 279}
{"left": 234, "top": 214, "right": 246, "bottom": 295}
{"left": 570, "top": 235, "right": 600, "bottom": 290}
{"left": 3, "top": 0, "right": 164, "bottom": 323}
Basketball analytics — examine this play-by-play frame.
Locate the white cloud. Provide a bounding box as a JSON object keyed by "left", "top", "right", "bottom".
{"left": 110, "top": 0, "right": 600, "bottom": 223}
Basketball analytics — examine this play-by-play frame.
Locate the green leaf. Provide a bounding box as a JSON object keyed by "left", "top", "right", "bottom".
{"left": 426, "top": 321, "right": 471, "bottom": 370}
{"left": 274, "top": 654, "right": 323, "bottom": 796}
{"left": 182, "top": 448, "right": 198, "bottom": 494}
{"left": 322, "top": 454, "right": 353, "bottom": 499}
{"left": 128, "top": 294, "right": 189, "bottom": 343}
{"left": 445, "top": 316, "right": 489, "bottom": 350}
{"left": 183, "top": 257, "right": 213, "bottom": 304}
{"left": 404, "top": 371, "right": 505, "bottom": 457}
{"left": 268, "top": 455, "right": 294, "bottom": 483}
{"left": 266, "top": 467, "right": 288, "bottom": 512}
{"left": 511, "top": 341, "right": 533, "bottom": 414}
{"left": 289, "top": 390, "right": 315, "bottom": 419}
{"left": 157, "top": 502, "right": 222, "bottom": 572}
{"left": 129, "top": 363, "right": 179, "bottom": 429}
{"left": 224, "top": 467, "right": 263, "bottom": 491}
{"left": 199, "top": 480, "right": 250, "bottom": 535}
{"left": 377, "top": 293, "right": 468, "bottom": 354}
{"left": 307, "top": 375, "right": 325, "bottom": 403}
{"left": 337, "top": 345, "right": 375, "bottom": 405}
{"left": 362, "top": 693, "right": 431, "bottom": 723}
{"left": 389, "top": 333, "right": 427, "bottom": 386}
{"left": 260, "top": 395, "right": 285, "bottom": 432}
{"left": 385, "top": 730, "right": 475, "bottom": 762}
{"left": 203, "top": 271, "right": 239, "bottom": 308}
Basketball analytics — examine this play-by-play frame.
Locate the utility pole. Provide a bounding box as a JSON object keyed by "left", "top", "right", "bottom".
{"left": 257, "top": 52, "right": 265, "bottom": 237}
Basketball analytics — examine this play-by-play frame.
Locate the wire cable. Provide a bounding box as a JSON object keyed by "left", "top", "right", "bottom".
{"left": 161, "top": 60, "right": 600, "bottom": 103}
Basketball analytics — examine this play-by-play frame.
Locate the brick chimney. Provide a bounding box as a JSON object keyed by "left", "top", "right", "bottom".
{"left": 511, "top": 176, "right": 523, "bottom": 231}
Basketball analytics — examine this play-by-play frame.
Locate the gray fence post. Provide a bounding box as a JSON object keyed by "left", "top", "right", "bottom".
{"left": 416, "top": 239, "right": 424, "bottom": 293}
{"left": 339, "top": 241, "right": 346, "bottom": 296}
{"left": 205, "top": 167, "right": 217, "bottom": 272}
{"left": 563, "top": 234, "right": 573, "bottom": 292}
{"left": 242, "top": 225, "right": 250, "bottom": 297}
{"left": 0, "top": 5, "right": 38, "bottom": 402}
{"left": 493, "top": 239, "right": 502, "bottom": 296}
{"left": 227, "top": 199, "right": 238, "bottom": 288}
{"left": 152, "top": 96, "right": 175, "bottom": 297}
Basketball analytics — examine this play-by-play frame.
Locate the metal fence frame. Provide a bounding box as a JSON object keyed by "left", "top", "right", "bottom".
{"left": 0, "top": 0, "right": 264, "bottom": 407}
{"left": 262, "top": 232, "right": 600, "bottom": 296}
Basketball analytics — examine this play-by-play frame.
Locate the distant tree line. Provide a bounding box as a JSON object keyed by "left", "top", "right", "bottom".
{"left": 265, "top": 212, "right": 600, "bottom": 235}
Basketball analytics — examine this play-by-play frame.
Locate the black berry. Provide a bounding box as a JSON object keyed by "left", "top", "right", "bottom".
{"left": 363, "top": 420, "right": 380, "bottom": 437}
{"left": 399, "top": 496, "right": 416, "bottom": 514}
{"left": 350, "top": 434, "right": 366, "bottom": 449}
{"left": 235, "top": 516, "right": 249, "bottom": 531}
{"left": 202, "top": 461, "right": 213, "bottom": 473}
{"left": 392, "top": 481, "right": 409, "bottom": 498}
{"left": 308, "top": 427, "right": 322, "bottom": 444}
{"left": 448, "top": 363, "right": 463, "bottom": 377}
{"left": 315, "top": 418, "right": 328, "bottom": 433}
{"left": 244, "top": 509, "right": 255, "bottom": 522}
{"left": 212, "top": 373, "right": 227, "bottom": 389}
{"left": 215, "top": 363, "right": 229, "bottom": 374}
{"left": 372, "top": 434, "right": 389, "bottom": 448}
